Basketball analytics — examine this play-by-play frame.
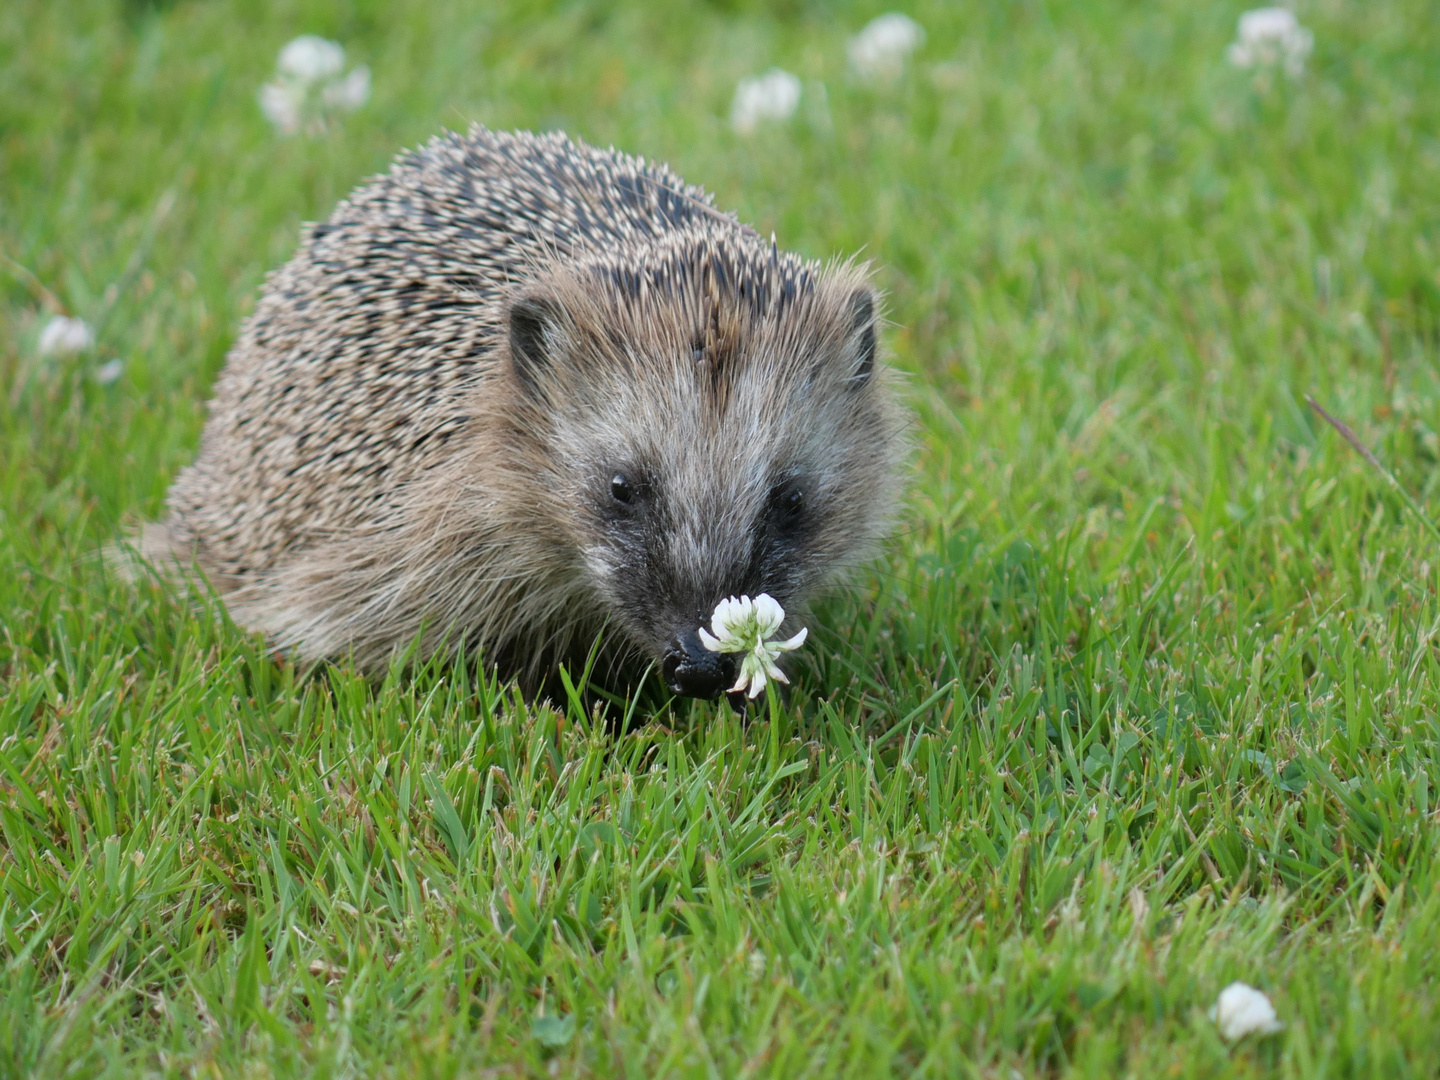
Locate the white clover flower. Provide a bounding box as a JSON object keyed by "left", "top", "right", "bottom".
{"left": 848, "top": 13, "right": 925, "bottom": 82}
{"left": 38, "top": 315, "right": 94, "bottom": 357}
{"left": 730, "top": 69, "right": 802, "bottom": 135}
{"left": 1227, "top": 8, "right": 1313, "bottom": 77}
{"left": 1209, "top": 982, "right": 1284, "bottom": 1040}
{"left": 94, "top": 358, "right": 125, "bottom": 385}
{"left": 277, "top": 35, "right": 346, "bottom": 82}
{"left": 699, "top": 593, "right": 808, "bottom": 698}
{"left": 321, "top": 66, "right": 372, "bottom": 112}
{"left": 258, "top": 80, "right": 305, "bottom": 135}
{"left": 260, "top": 36, "right": 371, "bottom": 136}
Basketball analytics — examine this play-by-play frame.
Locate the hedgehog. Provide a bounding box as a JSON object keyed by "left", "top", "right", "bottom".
{"left": 143, "top": 126, "right": 907, "bottom": 700}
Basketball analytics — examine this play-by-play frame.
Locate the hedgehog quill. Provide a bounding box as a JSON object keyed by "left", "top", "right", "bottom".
{"left": 142, "top": 126, "right": 906, "bottom": 700}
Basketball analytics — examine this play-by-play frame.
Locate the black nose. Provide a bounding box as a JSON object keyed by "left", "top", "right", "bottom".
{"left": 662, "top": 631, "right": 737, "bottom": 699}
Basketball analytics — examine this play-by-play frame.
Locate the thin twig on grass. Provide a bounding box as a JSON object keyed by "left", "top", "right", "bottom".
{"left": 1306, "top": 394, "right": 1440, "bottom": 546}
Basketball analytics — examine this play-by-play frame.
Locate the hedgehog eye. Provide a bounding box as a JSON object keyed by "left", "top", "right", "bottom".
{"left": 768, "top": 481, "right": 806, "bottom": 528}
{"left": 610, "top": 474, "right": 634, "bottom": 505}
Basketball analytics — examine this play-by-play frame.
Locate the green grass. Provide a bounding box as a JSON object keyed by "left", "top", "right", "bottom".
{"left": 4, "top": 0, "right": 1440, "bottom": 1075}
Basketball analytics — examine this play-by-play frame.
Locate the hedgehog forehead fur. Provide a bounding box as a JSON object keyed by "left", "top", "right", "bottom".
{"left": 144, "top": 125, "right": 908, "bottom": 692}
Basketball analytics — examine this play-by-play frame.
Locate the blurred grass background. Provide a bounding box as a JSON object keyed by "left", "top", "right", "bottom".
{"left": 3, "top": 0, "right": 1440, "bottom": 1076}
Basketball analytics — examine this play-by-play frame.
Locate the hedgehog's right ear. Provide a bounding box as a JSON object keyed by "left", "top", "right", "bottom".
{"left": 508, "top": 296, "right": 566, "bottom": 402}
{"left": 842, "top": 288, "right": 879, "bottom": 387}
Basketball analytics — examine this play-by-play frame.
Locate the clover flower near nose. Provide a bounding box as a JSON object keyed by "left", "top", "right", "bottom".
{"left": 699, "top": 593, "right": 809, "bottom": 698}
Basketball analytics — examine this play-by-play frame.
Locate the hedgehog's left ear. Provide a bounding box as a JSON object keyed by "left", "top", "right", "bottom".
{"left": 508, "top": 296, "right": 567, "bottom": 403}
{"left": 841, "top": 288, "right": 879, "bottom": 386}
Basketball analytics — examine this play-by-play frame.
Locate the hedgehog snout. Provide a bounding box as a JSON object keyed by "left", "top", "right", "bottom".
{"left": 661, "top": 630, "right": 738, "bottom": 700}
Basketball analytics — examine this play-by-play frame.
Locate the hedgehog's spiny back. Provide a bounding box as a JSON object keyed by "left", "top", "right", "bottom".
{"left": 160, "top": 127, "right": 757, "bottom": 580}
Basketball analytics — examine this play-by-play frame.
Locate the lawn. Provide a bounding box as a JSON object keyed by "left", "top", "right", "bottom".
{"left": 3, "top": 0, "right": 1440, "bottom": 1075}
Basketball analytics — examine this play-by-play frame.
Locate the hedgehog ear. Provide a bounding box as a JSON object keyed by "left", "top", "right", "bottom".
{"left": 509, "top": 296, "right": 566, "bottom": 402}
{"left": 844, "top": 289, "right": 878, "bottom": 386}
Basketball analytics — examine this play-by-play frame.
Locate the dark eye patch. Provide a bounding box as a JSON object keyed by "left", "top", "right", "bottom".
{"left": 765, "top": 477, "right": 808, "bottom": 535}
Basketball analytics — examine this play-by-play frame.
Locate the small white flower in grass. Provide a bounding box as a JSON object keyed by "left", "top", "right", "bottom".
{"left": 260, "top": 36, "right": 371, "bottom": 136}
{"left": 730, "top": 69, "right": 802, "bottom": 135}
{"left": 700, "top": 593, "right": 808, "bottom": 698}
{"left": 321, "top": 66, "right": 372, "bottom": 112}
{"left": 1209, "top": 982, "right": 1284, "bottom": 1040}
{"left": 1227, "top": 8, "right": 1313, "bottom": 77}
{"left": 258, "top": 80, "right": 305, "bottom": 135}
{"left": 848, "top": 13, "right": 925, "bottom": 82}
{"left": 277, "top": 35, "right": 346, "bottom": 82}
{"left": 94, "top": 358, "right": 125, "bottom": 385}
{"left": 38, "top": 315, "right": 94, "bottom": 357}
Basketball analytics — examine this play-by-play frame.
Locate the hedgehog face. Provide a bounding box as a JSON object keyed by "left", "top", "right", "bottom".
{"left": 502, "top": 253, "right": 905, "bottom": 699}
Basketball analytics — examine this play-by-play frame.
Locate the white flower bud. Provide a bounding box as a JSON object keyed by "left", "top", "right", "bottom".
{"left": 848, "top": 13, "right": 925, "bottom": 82}
{"left": 1210, "top": 982, "right": 1283, "bottom": 1040}
{"left": 730, "top": 70, "right": 801, "bottom": 135}
{"left": 277, "top": 36, "right": 346, "bottom": 82}
{"left": 321, "top": 65, "right": 371, "bottom": 111}
{"left": 1227, "top": 8, "right": 1313, "bottom": 76}
{"left": 38, "top": 315, "right": 94, "bottom": 357}
{"left": 94, "top": 358, "right": 125, "bottom": 385}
